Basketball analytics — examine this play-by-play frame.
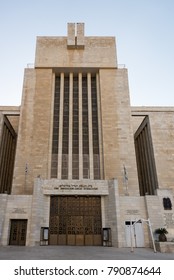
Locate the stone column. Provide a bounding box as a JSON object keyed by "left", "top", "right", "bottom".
{"left": 78, "top": 73, "right": 83, "bottom": 179}
{"left": 67, "top": 23, "right": 75, "bottom": 48}
{"left": 87, "top": 73, "right": 94, "bottom": 179}
{"left": 57, "top": 73, "right": 64, "bottom": 179}
{"left": 68, "top": 73, "right": 73, "bottom": 179}
{"left": 76, "top": 23, "right": 85, "bottom": 48}
{"left": 48, "top": 73, "right": 55, "bottom": 179}
{"left": 96, "top": 73, "right": 104, "bottom": 179}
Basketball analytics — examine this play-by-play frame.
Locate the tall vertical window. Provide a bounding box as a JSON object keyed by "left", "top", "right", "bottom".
{"left": 0, "top": 116, "right": 17, "bottom": 194}
{"left": 134, "top": 116, "right": 158, "bottom": 195}
{"left": 91, "top": 76, "right": 100, "bottom": 179}
{"left": 51, "top": 76, "right": 60, "bottom": 178}
{"left": 61, "top": 76, "right": 69, "bottom": 179}
{"left": 72, "top": 76, "right": 79, "bottom": 179}
{"left": 51, "top": 72, "right": 102, "bottom": 180}
{"left": 82, "top": 75, "right": 89, "bottom": 178}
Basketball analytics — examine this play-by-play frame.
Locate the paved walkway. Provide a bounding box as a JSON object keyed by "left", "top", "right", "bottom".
{"left": 0, "top": 246, "right": 174, "bottom": 260}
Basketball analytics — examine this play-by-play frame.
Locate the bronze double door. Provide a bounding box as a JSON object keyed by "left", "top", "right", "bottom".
{"left": 9, "top": 219, "right": 27, "bottom": 246}
{"left": 49, "top": 196, "right": 102, "bottom": 246}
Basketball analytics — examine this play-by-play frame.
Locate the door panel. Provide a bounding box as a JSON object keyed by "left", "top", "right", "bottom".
{"left": 85, "top": 235, "right": 93, "bottom": 245}
{"left": 9, "top": 219, "right": 27, "bottom": 246}
{"left": 76, "top": 235, "right": 84, "bottom": 246}
{"left": 49, "top": 234, "right": 57, "bottom": 245}
{"left": 49, "top": 196, "right": 102, "bottom": 245}
{"left": 94, "top": 235, "right": 102, "bottom": 246}
{"left": 125, "top": 221, "right": 145, "bottom": 247}
{"left": 58, "top": 235, "right": 66, "bottom": 245}
{"left": 134, "top": 222, "right": 145, "bottom": 247}
{"left": 67, "top": 235, "right": 76, "bottom": 245}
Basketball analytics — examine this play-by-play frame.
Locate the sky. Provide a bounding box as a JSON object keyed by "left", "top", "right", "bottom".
{"left": 0, "top": 0, "right": 174, "bottom": 106}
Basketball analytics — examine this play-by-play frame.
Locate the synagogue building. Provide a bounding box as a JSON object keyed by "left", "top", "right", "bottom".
{"left": 0, "top": 23, "right": 174, "bottom": 247}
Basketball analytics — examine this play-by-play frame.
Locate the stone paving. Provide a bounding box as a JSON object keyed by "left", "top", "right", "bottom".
{"left": 0, "top": 246, "right": 174, "bottom": 260}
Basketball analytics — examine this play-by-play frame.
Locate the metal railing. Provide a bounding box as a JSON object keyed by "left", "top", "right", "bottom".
{"left": 118, "top": 64, "right": 126, "bottom": 68}
{"left": 27, "top": 63, "right": 34, "bottom": 68}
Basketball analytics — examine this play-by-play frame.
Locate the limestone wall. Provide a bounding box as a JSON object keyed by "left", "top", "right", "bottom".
{"left": 29, "top": 178, "right": 50, "bottom": 246}
{"left": 104, "top": 179, "right": 150, "bottom": 247}
{"left": 35, "top": 36, "right": 117, "bottom": 68}
{"left": 100, "top": 69, "right": 139, "bottom": 195}
{"left": 0, "top": 194, "right": 8, "bottom": 245}
{"left": 119, "top": 195, "right": 148, "bottom": 247}
{"left": 132, "top": 107, "right": 174, "bottom": 191}
{"left": 12, "top": 68, "right": 53, "bottom": 194}
{"left": 149, "top": 111, "right": 174, "bottom": 189}
{"left": 0, "top": 195, "right": 32, "bottom": 246}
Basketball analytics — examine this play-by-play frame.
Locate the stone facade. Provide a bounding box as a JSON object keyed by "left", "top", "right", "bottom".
{"left": 132, "top": 107, "right": 174, "bottom": 190}
{"left": 0, "top": 23, "right": 174, "bottom": 247}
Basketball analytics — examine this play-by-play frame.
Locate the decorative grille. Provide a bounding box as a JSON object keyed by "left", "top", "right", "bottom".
{"left": 49, "top": 196, "right": 102, "bottom": 245}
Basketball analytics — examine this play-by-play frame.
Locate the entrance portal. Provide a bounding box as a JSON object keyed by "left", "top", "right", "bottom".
{"left": 9, "top": 219, "right": 27, "bottom": 246}
{"left": 49, "top": 196, "right": 102, "bottom": 246}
